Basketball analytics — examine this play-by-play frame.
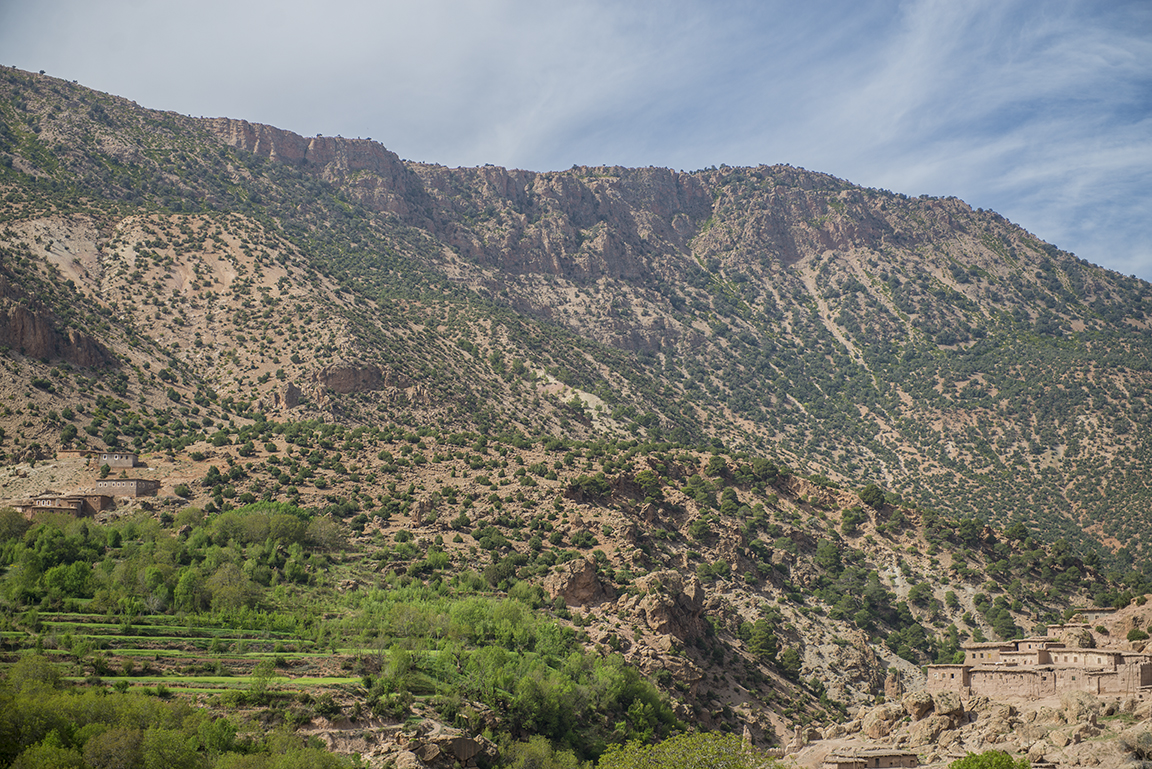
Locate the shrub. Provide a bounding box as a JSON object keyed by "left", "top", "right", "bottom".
{"left": 950, "top": 750, "right": 1029, "bottom": 769}
{"left": 599, "top": 732, "right": 777, "bottom": 769}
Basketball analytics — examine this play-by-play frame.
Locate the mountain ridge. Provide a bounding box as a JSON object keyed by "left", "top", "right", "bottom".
{"left": 2, "top": 65, "right": 1152, "bottom": 566}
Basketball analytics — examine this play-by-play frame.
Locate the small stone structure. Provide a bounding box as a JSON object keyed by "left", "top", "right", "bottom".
{"left": 99, "top": 452, "right": 139, "bottom": 469}
{"left": 823, "top": 749, "right": 919, "bottom": 769}
{"left": 96, "top": 478, "right": 160, "bottom": 497}
{"left": 927, "top": 637, "right": 1152, "bottom": 699}
{"left": 1070, "top": 607, "right": 1118, "bottom": 623}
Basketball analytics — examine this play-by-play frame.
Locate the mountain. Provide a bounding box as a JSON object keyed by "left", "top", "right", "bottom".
{"left": 2, "top": 67, "right": 1151, "bottom": 568}
{"left": 1, "top": 66, "right": 1152, "bottom": 763}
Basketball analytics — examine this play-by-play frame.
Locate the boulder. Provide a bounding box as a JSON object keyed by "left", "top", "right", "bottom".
{"left": 980, "top": 717, "right": 1013, "bottom": 740}
{"left": 1061, "top": 690, "right": 1100, "bottom": 723}
{"left": 1027, "top": 739, "right": 1049, "bottom": 762}
{"left": 862, "top": 702, "right": 907, "bottom": 739}
{"left": 906, "top": 714, "right": 952, "bottom": 746}
{"left": 1070, "top": 722, "right": 1101, "bottom": 742}
{"left": 394, "top": 752, "right": 424, "bottom": 769}
{"left": 933, "top": 690, "right": 965, "bottom": 720}
{"left": 1058, "top": 626, "right": 1096, "bottom": 649}
{"left": 967, "top": 695, "right": 993, "bottom": 712}
{"left": 903, "top": 690, "right": 935, "bottom": 721}
{"left": 1015, "top": 724, "right": 1051, "bottom": 743}
{"left": 988, "top": 703, "right": 1016, "bottom": 721}
{"left": 823, "top": 723, "right": 848, "bottom": 740}
{"left": 1118, "top": 725, "right": 1152, "bottom": 760}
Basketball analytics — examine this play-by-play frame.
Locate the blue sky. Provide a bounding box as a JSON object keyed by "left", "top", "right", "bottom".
{"left": 2, "top": 0, "right": 1149, "bottom": 279}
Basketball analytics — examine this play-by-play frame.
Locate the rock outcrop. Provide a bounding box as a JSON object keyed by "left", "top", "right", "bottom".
{"left": 902, "top": 690, "right": 935, "bottom": 721}
{"left": 313, "top": 362, "right": 384, "bottom": 394}
{"left": 625, "top": 570, "right": 706, "bottom": 643}
{"left": 0, "top": 302, "right": 112, "bottom": 368}
{"left": 207, "top": 118, "right": 429, "bottom": 219}
{"left": 861, "top": 702, "right": 906, "bottom": 739}
{"left": 542, "top": 558, "right": 612, "bottom": 607}
{"left": 906, "top": 714, "right": 951, "bottom": 747}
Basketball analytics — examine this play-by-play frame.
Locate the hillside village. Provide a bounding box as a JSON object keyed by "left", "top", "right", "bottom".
{"left": 4, "top": 435, "right": 1152, "bottom": 768}
{"left": 795, "top": 607, "right": 1152, "bottom": 769}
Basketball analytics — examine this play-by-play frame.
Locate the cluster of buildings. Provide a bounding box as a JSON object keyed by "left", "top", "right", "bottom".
{"left": 926, "top": 622, "right": 1152, "bottom": 698}
{"left": 12, "top": 451, "right": 162, "bottom": 520}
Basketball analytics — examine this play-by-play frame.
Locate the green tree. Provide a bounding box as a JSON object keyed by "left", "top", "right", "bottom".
{"left": 141, "top": 729, "right": 199, "bottom": 769}
{"left": 173, "top": 569, "right": 208, "bottom": 613}
{"left": 0, "top": 508, "right": 32, "bottom": 541}
{"left": 502, "top": 735, "right": 585, "bottom": 769}
{"left": 815, "top": 540, "right": 841, "bottom": 573}
{"left": 7, "top": 655, "right": 62, "bottom": 691}
{"left": 12, "top": 738, "right": 82, "bottom": 769}
{"left": 859, "top": 484, "right": 884, "bottom": 509}
{"left": 778, "top": 647, "right": 802, "bottom": 680}
{"left": 247, "top": 659, "right": 276, "bottom": 702}
{"left": 84, "top": 728, "right": 144, "bottom": 769}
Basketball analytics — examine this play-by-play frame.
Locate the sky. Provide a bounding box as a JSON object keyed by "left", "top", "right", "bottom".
{"left": 2, "top": 0, "right": 1150, "bottom": 280}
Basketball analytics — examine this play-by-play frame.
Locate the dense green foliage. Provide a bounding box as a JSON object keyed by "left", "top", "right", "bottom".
{"left": 598, "top": 732, "right": 779, "bottom": 769}
{"left": 950, "top": 750, "right": 1030, "bottom": 769}
{"left": 0, "top": 655, "right": 350, "bottom": 769}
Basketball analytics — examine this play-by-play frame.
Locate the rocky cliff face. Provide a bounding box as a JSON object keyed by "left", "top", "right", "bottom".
{"left": 207, "top": 117, "right": 432, "bottom": 220}
{"left": 0, "top": 277, "right": 112, "bottom": 368}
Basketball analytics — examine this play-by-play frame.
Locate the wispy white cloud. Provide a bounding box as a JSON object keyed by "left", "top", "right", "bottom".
{"left": 0, "top": 0, "right": 1148, "bottom": 277}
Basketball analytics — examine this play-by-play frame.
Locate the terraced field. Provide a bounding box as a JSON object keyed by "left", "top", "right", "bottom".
{"left": 1, "top": 611, "right": 361, "bottom": 699}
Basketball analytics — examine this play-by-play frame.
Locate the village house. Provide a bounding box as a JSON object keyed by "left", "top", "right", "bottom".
{"left": 100, "top": 451, "right": 139, "bottom": 469}
{"left": 1070, "top": 607, "right": 1118, "bottom": 623}
{"left": 823, "top": 749, "right": 919, "bottom": 769}
{"left": 926, "top": 635, "right": 1152, "bottom": 699}
{"left": 96, "top": 478, "right": 160, "bottom": 497}
{"left": 13, "top": 493, "right": 115, "bottom": 519}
